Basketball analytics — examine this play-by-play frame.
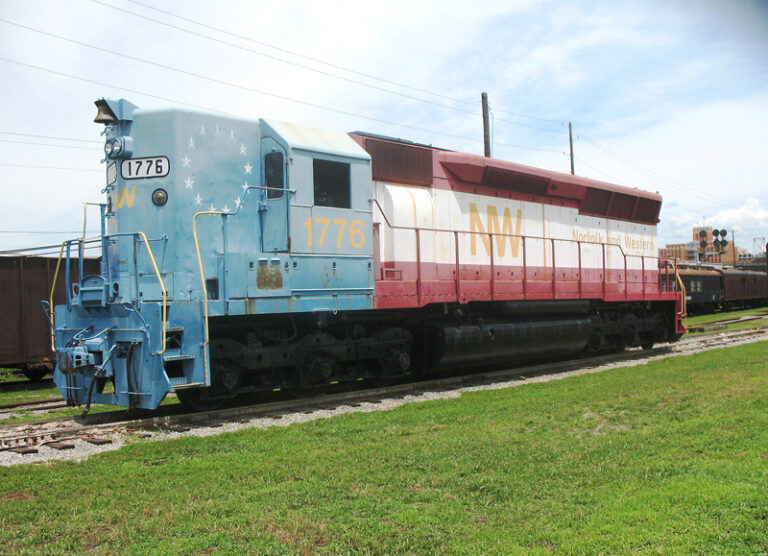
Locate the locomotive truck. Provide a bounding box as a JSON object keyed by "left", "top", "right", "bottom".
{"left": 49, "top": 98, "right": 685, "bottom": 411}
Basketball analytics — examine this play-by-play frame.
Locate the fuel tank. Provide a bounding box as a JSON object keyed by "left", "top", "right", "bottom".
{"left": 426, "top": 317, "right": 592, "bottom": 372}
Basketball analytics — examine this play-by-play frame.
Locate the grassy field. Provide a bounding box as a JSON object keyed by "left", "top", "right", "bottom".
{"left": 0, "top": 341, "right": 766, "bottom": 554}
{"left": 685, "top": 305, "right": 768, "bottom": 334}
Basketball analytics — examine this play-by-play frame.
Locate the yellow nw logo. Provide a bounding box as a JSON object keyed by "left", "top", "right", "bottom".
{"left": 116, "top": 186, "right": 136, "bottom": 208}
{"left": 469, "top": 203, "right": 523, "bottom": 257}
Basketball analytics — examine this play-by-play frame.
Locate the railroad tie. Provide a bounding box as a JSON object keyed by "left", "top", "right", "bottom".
{"left": 8, "top": 446, "right": 38, "bottom": 454}
{"left": 45, "top": 441, "right": 75, "bottom": 450}
{"left": 83, "top": 437, "right": 113, "bottom": 445}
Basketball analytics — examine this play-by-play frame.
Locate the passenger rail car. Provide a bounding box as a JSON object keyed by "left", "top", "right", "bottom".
{"left": 672, "top": 265, "right": 768, "bottom": 313}
{"left": 49, "top": 99, "right": 685, "bottom": 410}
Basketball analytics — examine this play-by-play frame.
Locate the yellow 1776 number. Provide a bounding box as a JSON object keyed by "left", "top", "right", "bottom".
{"left": 302, "top": 217, "right": 365, "bottom": 248}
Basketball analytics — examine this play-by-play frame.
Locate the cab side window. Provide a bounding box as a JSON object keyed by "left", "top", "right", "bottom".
{"left": 265, "top": 151, "right": 284, "bottom": 199}
{"left": 314, "top": 159, "right": 350, "bottom": 208}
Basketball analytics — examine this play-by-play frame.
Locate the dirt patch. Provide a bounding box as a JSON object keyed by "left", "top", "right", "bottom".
{"left": 1, "top": 490, "right": 34, "bottom": 502}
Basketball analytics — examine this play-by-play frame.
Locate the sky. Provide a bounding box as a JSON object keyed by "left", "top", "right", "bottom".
{"left": 1, "top": 0, "right": 767, "bottom": 256}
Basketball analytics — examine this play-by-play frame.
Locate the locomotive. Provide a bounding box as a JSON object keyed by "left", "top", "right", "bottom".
{"left": 49, "top": 98, "right": 685, "bottom": 411}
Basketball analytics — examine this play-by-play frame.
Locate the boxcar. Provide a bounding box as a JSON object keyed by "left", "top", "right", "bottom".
{"left": 0, "top": 255, "right": 100, "bottom": 380}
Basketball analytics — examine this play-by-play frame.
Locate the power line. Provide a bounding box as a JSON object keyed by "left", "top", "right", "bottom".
{"left": 0, "top": 131, "right": 100, "bottom": 144}
{"left": 573, "top": 157, "right": 626, "bottom": 184}
{"left": 81, "top": 4, "right": 568, "bottom": 130}
{"left": 0, "top": 56, "right": 561, "bottom": 155}
{"left": 489, "top": 106, "right": 566, "bottom": 125}
{"left": 0, "top": 162, "right": 101, "bottom": 172}
{"left": 0, "top": 247, "right": 101, "bottom": 256}
{"left": 0, "top": 230, "right": 99, "bottom": 234}
{"left": 577, "top": 134, "right": 740, "bottom": 207}
{"left": 125, "top": 0, "right": 479, "bottom": 108}
{"left": 0, "top": 139, "right": 94, "bottom": 150}
{"left": 0, "top": 17, "right": 481, "bottom": 127}
{"left": 82, "top": 3, "right": 480, "bottom": 118}
{"left": 122, "top": 0, "right": 569, "bottom": 127}
{"left": 0, "top": 56, "right": 228, "bottom": 114}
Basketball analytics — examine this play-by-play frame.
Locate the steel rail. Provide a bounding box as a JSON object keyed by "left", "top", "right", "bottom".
{"left": 4, "top": 327, "right": 766, "bottom": 452}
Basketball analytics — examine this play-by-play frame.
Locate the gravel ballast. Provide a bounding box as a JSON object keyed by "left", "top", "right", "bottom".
{"left": 2, "top": 330, "right": 766, "bottom": 467}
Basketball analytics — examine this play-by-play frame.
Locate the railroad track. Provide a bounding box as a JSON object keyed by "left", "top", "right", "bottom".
{"left": 0, "top": 378, "right": 54, "bottom": 394}
{"left": 2, "top": 327, "right": 765, "bottom": 457}
{"left": 0, "top": 398, "right": 68, "bottom": 412}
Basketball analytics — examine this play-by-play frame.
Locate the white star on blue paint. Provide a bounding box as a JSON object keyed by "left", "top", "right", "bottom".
{"left": 185, "top": 176, "right": 194, "bottom": 190}
{"left": 242, "top": 181, "right": 249, "bottom": 192}
{"left": 230, "top": 129, "right": 235, "bottom": 140}
{"left": 194, "top": 193, "right": 202, "bottom": 205}
{"left": 200, "top": 125, "right": 206, "bottom": 136}
{"left": 244, "top": 162, "right": 253, "bottom": 174}
{"left": 239, "top": 143, "right": 247, "bottom": 155}
{"left": 182, "top": 155, "right": 191, "bottom": 168}
{"left": 222, "top": 205, "right": 231, "bottom": 213}
{"left": 234, "top": 196, "right": 242, "bottom": 209}
{"left": 188, "top": 137, "right": 195, "bottom": 149}
{"left": 209, "top": 204, "right": 216, "bottom": 211}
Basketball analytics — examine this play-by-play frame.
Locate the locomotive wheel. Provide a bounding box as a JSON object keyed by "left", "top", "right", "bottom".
{"left": 176, "top": 388, "right": 229, "bottom": 411}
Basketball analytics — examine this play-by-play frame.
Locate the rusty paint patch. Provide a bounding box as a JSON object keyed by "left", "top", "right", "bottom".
{"left": 257, "top": 264, "right": 283, "bottom": 289}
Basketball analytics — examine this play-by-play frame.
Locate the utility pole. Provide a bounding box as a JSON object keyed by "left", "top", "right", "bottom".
{"left": 568, "top": 122, "right": 575, "bottom": 175}
{"left": 481, "top": 92, "right": 491, "bottom": 157}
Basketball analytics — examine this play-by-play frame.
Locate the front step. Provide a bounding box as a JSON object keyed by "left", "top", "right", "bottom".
{"left": 163, "top": 352, "right": 195, "bottom": 362}
{"left": 171, "top": 381, "right": 205, "bottom": 389}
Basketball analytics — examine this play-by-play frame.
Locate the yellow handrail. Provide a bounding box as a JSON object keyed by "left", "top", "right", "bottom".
{"left": 192, "top": 210, "right": 222, "bottom": 387}
{"left": 48, "top": 242, "right": 66, "bottom": 351}
{"left": 82, "top": 202, "right": 102, "bottom": 241}
{"left": 136, "top": 231, "right": 167, "bottom": 355}
{"left": 676, "top": 269, "right": 688, "bottom": 327}
{"left": 48, "top": 232, "right": 167, "bottom": 354}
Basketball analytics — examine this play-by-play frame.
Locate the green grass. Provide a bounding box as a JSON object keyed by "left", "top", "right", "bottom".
{"left": 0, "top": 368, "right": 25, "bottom": 383}
{"left": 685, "top": 306, "right": 768, "bottom": 334}
{"left": 0, "top": 386, "right": 178, "bottom": 424}
{"left": 1, "top": 342, "right": 767, "bottom": 555}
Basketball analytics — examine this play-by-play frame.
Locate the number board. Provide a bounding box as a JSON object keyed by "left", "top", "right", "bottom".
{"left": 121, "top": 156, "right": 170, "bottom": 180}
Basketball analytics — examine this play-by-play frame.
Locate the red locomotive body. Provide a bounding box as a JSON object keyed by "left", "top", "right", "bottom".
{"left": 353, "top": 134, "right": 684, "bottom": 340}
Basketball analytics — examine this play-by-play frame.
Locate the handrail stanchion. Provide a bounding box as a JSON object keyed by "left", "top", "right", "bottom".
{"left": 623, "top": 251, "right": 628, "bottom": 300}
{"left": 454, "top": 231, "right": 461, "bottom": 302}
{"left": 601, "top": 243, "right": 606, "bottom": 298}
{"left": 522, "top": 236, "right": 527, "bottom": 299}
{"left": 577, "top": 241, "right": 582, "bottom": 298}
{"left": 65, "top": 242, "right": 72, "bottom": 310}
{"left": 415, "top": 228, "right": 422, "bottom": 306}
{"left": 489, "top": 232, "right": 495, "bottom": 300}
{"left": 193, "top": 210, "right": 224, "bottom": 387}
{"left": 136, "top": 232, "right": 167, "bottom": 355}
{"left": 48, "top": 242, "right": 66, "bottom": 350}
{"left": 551, "top": 238, "right": 556, "bottom": 299}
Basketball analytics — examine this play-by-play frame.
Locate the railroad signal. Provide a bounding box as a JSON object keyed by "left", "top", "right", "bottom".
{"left": 699, "top": 227, "right": 730, "bottom": 261}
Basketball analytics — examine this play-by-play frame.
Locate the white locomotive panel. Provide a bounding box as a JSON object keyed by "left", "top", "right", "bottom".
{"left": 374, "top": 182, "right": 658, "bottom": 272}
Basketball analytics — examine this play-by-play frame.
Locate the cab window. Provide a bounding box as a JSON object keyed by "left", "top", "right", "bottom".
{"left": 313, "top": 159, "right": 350, "bottom": 208}
{"left": 264, "top": 151, "right": 284, "bottom": 199}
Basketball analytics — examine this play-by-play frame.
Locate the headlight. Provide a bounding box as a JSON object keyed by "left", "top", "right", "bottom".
{"left": 111, "top": 138, "right": 123, "bottom": 156}
{"left": 152, "top": 188, "right": 168, "bottom": 206}
{"left": 103, "top": 137, "right": 132, "bottom": 158}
